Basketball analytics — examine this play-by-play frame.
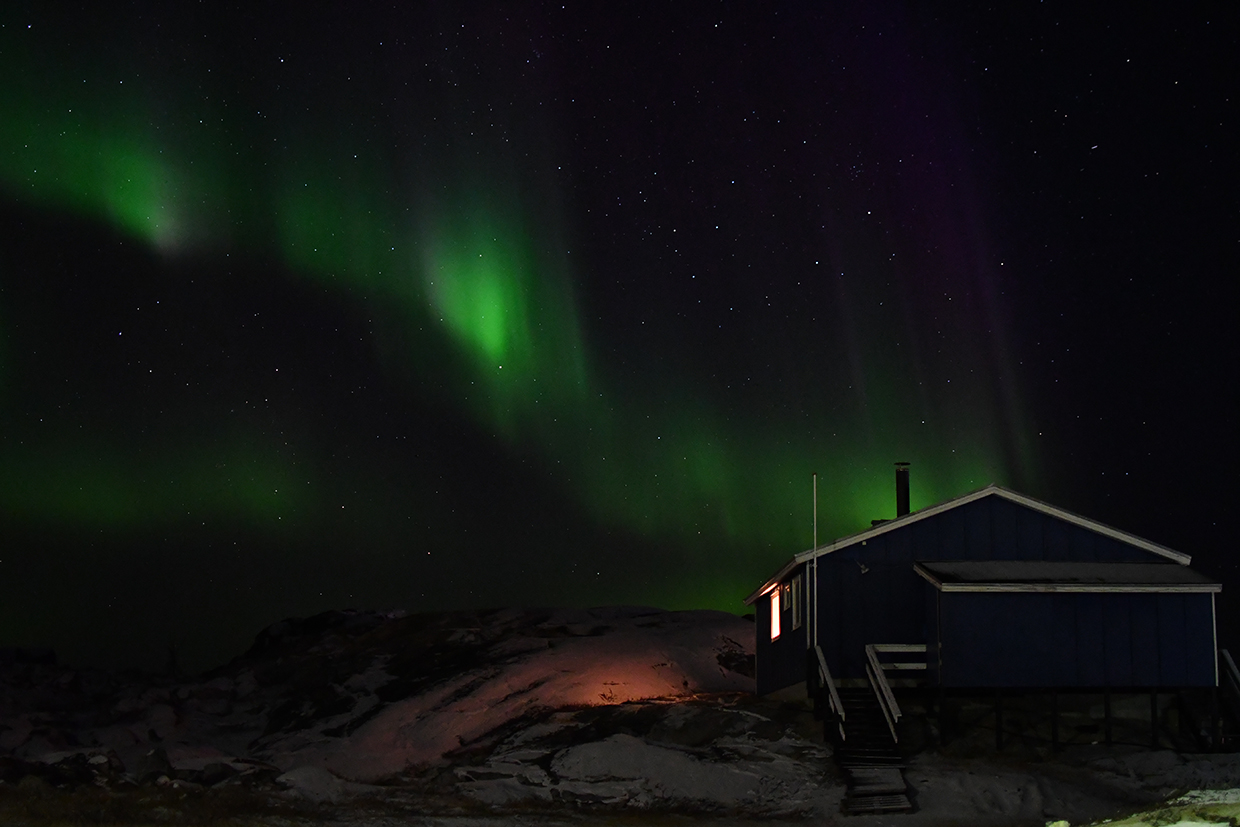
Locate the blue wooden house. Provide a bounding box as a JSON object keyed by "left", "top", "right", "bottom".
{"left": 745, "top": 473, "right": 1221, "bottom": 703}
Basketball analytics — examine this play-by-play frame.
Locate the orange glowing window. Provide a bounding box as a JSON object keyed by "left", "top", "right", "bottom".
{"left": 770, "top": 587, "right": 781, "bottom": 640}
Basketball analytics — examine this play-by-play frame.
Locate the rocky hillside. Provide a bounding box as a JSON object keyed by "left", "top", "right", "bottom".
{"left": 6, "top": 606, "right": 1240, "bottom": 826}
{"left": 0, "top": 607, "right": 844, "bottom": 819}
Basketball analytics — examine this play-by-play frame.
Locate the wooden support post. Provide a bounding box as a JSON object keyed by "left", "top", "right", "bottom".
{"left": 1211, "top": 687, "right": 1220, "bottom": 751}
{"left": 995, "top": 690, "right": 1004, "bottom": 751}
{"left": 937, "top": 686, "right": 947, "bottom": 746}
{"left": 1149, "top": 691, "right": 1157, "bottom": 748}
{"left": 1051, "top": 691, "right": 1059, "bottom": 751}
{"left": 807, "top": 649, "right": 821, "bottom": 720}
{"left": 1104, "top": 689, "right": 1113, "bottom": 745}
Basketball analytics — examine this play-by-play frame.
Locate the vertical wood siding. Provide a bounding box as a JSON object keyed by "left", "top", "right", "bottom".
{"left": 797, "top": 494, "right": 1201, "bottom": 687}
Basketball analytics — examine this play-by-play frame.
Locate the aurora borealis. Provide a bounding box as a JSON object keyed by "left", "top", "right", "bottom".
{"left": 1, "top": 4, "right": 1234, "bottom": 670}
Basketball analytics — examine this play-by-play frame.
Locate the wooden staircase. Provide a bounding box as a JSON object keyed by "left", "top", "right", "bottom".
{"left": 834, "top": 686, "right": 913, "bottom": 814}
{"left": 812, "top": 643, "right": 923, "bottom": 815}
{"left": 835, "top": 686, "right": 905, "bottom": 765}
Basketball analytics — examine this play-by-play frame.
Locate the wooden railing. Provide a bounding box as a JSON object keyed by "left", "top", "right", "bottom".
{"left": 1221, "top": 649, "right": 1240, "bottom": 727}
{"left": 1222, "top": 649, "right": 1240, "bottom": 699}
{"left": 864, "top": 644, "right": 927, "bottom": 744}
{"left": 815, "top": 644, "right": 846, "bottom": 741}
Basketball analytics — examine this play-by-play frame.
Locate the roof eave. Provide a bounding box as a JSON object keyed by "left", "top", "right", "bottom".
{"left": 743, "top": 557, "right": 802, "bottom": 606}
{"left": 912, "top": 561, "right": 1220, "bottom": 593}
{"left": 791, "top": 484, "right": 1191, "bottom": 566}
{"left": 792, "top": 484, "right": 1003, "bottom": 565}
{"left": 933, "top": 583, "right": 1221, "bottom": 594}
{"left": 995, "top": 488, "right": 1191, "bottom": 564}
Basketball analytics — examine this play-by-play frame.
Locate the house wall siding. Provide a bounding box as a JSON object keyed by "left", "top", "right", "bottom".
{"left": 809, "top": 495, "right": 1183, "bottom": 684}
{"left": 934, "top": 590, "right": 1217, "bottom": 687}
{"left": 755, "top": 567, "right": 809, "bottom": 696}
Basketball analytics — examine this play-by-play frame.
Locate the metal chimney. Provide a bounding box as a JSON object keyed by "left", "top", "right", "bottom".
{"left": 895, "top": 462, "right": 910, "bottom": 517}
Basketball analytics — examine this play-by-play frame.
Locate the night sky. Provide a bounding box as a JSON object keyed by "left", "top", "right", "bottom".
{"left": 0, "top": 3, "right": 1235, "bottom": 672}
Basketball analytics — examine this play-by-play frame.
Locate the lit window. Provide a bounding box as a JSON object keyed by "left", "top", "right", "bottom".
{"left": 770, "top": 587, "right": 781, "bottom": 640}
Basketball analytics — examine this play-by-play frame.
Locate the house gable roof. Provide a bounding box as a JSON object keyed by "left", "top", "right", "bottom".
{"left": 744, "top": 484, "right": 1190, "bottom": 605}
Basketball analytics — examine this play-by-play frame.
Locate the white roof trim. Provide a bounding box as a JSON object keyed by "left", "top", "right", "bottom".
{"left": 794, "top": 485, "right": 1189, "bottom": 566}
{"left": 913, "top": 562, "right": 1220, "bottom": 594}
{"left": 929, "top": 583, "right": 1219, "bottom": 594}
{"left": 743, "top": 558, "right": 802, "bottom": 606}
{"left": 746, "top": 484, "right": 1190, "bottom": 604}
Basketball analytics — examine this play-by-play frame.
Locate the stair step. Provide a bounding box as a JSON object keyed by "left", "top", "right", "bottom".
{"left": 839, "top": 758, "right": 905, "bottom": 768}
{"left": 838, "top": 749, "right": 904, "bottom": 763}
{"left": 847, "top": 767, "right": 904, "bottom": 781}
{"left": 843, "top": 793, "right": 914, "bottom": 814}
{"left": 838, "top": 748, "right": 897, "bottom": 758}
{"left": 846, "top": 767, "right": 906, "bottom": 794}
{"left": 842, "top": 733, "right": 897, "bottom": 744}
{"left": 838, "top": 753, "right": 904, "bottom": 762}
{"left": 852, "top": 780, "right": 908, "bottom": 795}
{"left": 840, "top": 741, "right": 898, "bottom": 748}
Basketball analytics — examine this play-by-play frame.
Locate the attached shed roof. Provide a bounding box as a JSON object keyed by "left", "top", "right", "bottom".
{"left": 745, "top": 484, "right": 1191, "bottom": 605}
{"left": 915, "top": 561, "right": 1221, "bottom": 593}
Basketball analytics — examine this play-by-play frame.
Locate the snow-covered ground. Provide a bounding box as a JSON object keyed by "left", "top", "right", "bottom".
{"left": 3, "top": 606, "right": 1240, "bottom": 825}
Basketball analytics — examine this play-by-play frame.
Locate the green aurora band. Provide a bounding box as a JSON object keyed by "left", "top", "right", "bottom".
{"left": 0, "top": 24, "right": 1026, "bottom": 609}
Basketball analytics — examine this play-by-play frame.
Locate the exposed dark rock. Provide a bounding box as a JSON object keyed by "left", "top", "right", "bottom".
{"left": 129, "top": 746, "right": 171, "bottom": 784}
{"left": 4, "top": 606, "right": 1232, "bottom": 825}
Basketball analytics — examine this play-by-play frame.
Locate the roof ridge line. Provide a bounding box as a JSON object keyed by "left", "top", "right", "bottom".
{"left": 745, "top": 484, "right": 1190, "bottom": 606}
